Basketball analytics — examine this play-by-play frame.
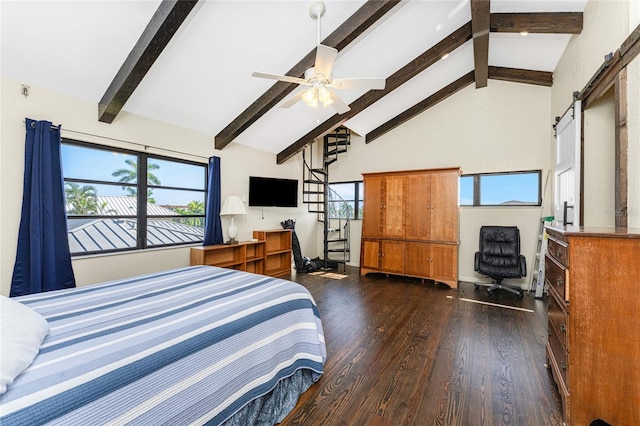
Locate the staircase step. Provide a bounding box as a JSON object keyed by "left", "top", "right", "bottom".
{"left": 304, "top": 179, "right": 324, "bottom": 184}
{"left": 309, "top": 210, "right": 324, "bottom": 214}
{"left": 327, "top": 238, "right": 348, "bottom": 243}
{"left": 327, "top": 248, "right": 350, "bottom": 253}
{"left": 326, "top": 140, "right": 350, "bottom": 146}
{"left": 326, "top": 149, "right": 348, "bottom": 156}
{"left": 311, "top": 168, "right": 327, "bottom": 175}
{"left": 303, "top": 190, "right": 323, "bottom": 195}
{"left": 304, "top": 200, "right": 324, "bottom": 204}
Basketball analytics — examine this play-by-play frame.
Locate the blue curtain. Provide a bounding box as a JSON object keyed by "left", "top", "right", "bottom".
{"left": 203, "top": 156, "right": 223, "bottom": 245}
{"left": 10, "top": 119, "right": 76, "bottom": 296}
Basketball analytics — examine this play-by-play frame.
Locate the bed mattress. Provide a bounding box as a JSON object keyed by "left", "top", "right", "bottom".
{"left": 0, "top": 266, "right": 325, "bottom": 425}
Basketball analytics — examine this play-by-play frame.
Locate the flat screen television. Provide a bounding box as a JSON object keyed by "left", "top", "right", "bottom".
{"left": 248, "top": 176, "right": 298, "bottom": 207}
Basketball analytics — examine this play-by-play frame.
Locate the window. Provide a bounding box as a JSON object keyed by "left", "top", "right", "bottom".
{"left": 61, "top": 140, "right": 207, "bottom": 255}
{"left": 327, "top": 181, "right": 363, "bottom": 219}
{"left": 460, "top": 170, "right": 541, "bottom": 206}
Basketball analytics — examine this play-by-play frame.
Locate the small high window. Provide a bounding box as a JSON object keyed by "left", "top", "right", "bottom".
{"left": 460, "top": 170, "right": 541, "bottom": 206}
{"left": 328, "top": 181, "right": 363, "bottom": 219}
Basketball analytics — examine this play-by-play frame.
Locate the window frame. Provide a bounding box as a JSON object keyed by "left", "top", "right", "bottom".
{"left": 327, "top": 180, "right": 364, "bottom": 220}
{"left": 460, "top": 170, "right": 542, "bottom": 207}
{"left": 62, "top": 139, "right": 208, "bottom": 256}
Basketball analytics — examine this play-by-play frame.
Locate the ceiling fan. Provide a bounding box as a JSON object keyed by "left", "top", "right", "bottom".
{"left": 251, "top": 1, "right": 386, "bottom": 115}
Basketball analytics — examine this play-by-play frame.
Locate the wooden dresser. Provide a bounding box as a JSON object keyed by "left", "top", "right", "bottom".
{"left": 544, "top": 225, "right": 640, "bottom": 426}
{"left": 360, "top": 168, "right": 459, "bottom": 288}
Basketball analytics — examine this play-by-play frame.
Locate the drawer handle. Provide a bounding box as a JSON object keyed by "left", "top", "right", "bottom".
{"left": 556, "top": 277, "right": 563, "bottom": 286}
{"left": 560, "top": 323, "right": 566, "bottom": 333}
{"left": 560, "top": 361, "right": 567, "bottom": 370}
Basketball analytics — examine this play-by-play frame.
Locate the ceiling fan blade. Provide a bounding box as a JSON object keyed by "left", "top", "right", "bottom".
{"left": 330, "top": 91, "right": 350, "bottom": 115}
{"left": 331, "top": 78, "right": 386, "bottom": 90}
{"left": 314, "top": 44, "right": 338, "bottom": 78}
{"left": 280, "top": 91, "right": 304, "bottom": 109}
{"left": 252, "top": 72, "right": 307, "bottom": 85}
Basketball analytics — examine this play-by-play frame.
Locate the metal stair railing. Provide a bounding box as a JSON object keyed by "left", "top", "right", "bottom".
{"left": 302, "top": 148, "right": 326, "bottom": 216}
{"left": 300, "top": 127, "right": 351, "bottom": 271}
{"left": 325, "top": 187, "right": 351, "bottom": 271}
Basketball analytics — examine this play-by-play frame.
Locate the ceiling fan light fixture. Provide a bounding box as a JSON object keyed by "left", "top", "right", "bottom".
{"left": 302, "top": 87, "right": 319, "bottom": 108}
{"left": 318, "top": 85, "right": 332, "bottom": 102}
{"left": 252, "top": 1, "right": 381, "bottom": 115}
{"left": 318, "top": 86, "right": 333, "bottom": 108}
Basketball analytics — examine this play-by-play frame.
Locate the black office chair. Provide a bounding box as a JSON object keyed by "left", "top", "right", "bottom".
{"left": 474, "top": 226, "right": 526, "bottom": 298}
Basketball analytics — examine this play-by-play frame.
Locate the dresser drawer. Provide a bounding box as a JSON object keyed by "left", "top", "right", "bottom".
{"left": 548, "top": 322, "right": 569, "bottom": 391}
{"left": 547, "top": 235, "right": 568, "bottom": 266}
{"left": 548, "top": 290, "right": 568, "bottom": 351}
{"left": 545, "top": 254, "right": 568, "bottom": 302}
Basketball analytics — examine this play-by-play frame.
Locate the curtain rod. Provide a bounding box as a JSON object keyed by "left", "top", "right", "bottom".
{"left": 28, "top": 120, "right": 60, "bottom": 130}
{"left": 63, "top": 128, "right": 210, "bottom": 160}
{"left": 25, "top": 120, "right": 210, "bottom": 160}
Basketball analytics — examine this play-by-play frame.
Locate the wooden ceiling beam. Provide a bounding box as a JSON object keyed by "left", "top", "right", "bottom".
{"left": 490, "top": 12, "right": 583, "bottom": 34}
{"left": 98, "top": 0, "right": 199, "bottom": 123}
{"left": 365, "top": 66, "right": 551, "bottom": 146}
{"left": 366, "top": 72, "right": 475, "bottom": 144}
{"left": 214, "top": 0, "right": 402, "bottom": 150}
{"left": 488, "top": 66, "right": 553, "bottom": 86}
{"left": 471, "top": 0, "right": 490, "bottom": 88}
{"left": 276, "top": 22, "right": 473, "bottom": 164}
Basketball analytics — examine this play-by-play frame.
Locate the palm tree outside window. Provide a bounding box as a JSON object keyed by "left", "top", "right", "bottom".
{"left": 327, "top": 181, "right": 363, "bottom": 219}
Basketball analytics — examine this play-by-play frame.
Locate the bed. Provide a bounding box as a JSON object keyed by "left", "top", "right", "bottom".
{"left": 0, "top": 265, "right": 326, "bottom": 425}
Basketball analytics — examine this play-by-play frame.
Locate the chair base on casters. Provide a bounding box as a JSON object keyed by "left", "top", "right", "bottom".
{"left": 474, "top": 281, "right": 523, "bottom": 298}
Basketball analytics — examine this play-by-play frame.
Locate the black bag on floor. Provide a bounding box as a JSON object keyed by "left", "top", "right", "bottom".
{"left": 281, "top": 219, "right": 308, "bottom": 272}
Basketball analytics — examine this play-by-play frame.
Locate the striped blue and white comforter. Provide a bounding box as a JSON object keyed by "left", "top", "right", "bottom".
{"left": 0, "top": 266, "right": 326, "bottom": 425}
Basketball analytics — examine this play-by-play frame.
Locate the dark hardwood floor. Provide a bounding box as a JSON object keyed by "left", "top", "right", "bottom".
{"left": 281, "top": 267, "right": 563, "bottom": 426}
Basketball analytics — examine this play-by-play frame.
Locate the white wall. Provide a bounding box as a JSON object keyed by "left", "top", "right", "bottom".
{"left": 3, "top": 0, "right": 637, "bottom": 295}
{"left": 0, "top": 76, "right": 317, "bottom": 295}
{"left": 551, "top": 0, "right": 638, "bottom": 227}
{"left": 583, "top": 90, "right": 616, "bottom": 226}
{"left": 329, "top": 80, "right": 553, "bottom": 287}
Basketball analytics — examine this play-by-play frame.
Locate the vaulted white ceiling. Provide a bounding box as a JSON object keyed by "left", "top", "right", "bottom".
{"left": 1, "top": 0, "right": 587, "bottom": 161}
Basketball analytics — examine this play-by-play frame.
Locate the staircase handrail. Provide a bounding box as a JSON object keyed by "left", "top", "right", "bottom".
{"left": 327, "top": 186, "right": 351, "bottom": 241}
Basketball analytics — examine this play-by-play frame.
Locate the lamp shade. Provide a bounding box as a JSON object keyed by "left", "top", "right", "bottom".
{"left": 220, "top": 195, "right": 247, "bottom": 216}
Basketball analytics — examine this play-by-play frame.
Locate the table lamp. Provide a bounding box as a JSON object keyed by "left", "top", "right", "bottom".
{"left": 220, "top": 195, "right": 247, "bottom": 244}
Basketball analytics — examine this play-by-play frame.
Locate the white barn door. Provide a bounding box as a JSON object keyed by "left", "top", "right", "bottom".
{"left": 554, "top": 100, "right": 581, "bottom": 225}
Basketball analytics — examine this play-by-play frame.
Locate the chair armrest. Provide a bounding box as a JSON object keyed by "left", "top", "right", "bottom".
{"left": 474, "top": 252, "right": 480, "bottom": 272}
{"left": 519, "top": 255, "right": 527, "bottom": 276}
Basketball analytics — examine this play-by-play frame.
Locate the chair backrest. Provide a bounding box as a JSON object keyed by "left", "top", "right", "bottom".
{"left": 478, "top": 226, "right": 521, "bottom": 268}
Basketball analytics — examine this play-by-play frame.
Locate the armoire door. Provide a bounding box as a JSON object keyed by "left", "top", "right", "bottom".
{"left": 361, "top": 239, "right": 381, "bottom": 271}
{"left": 383, "top": 175, "right": 405, "bottom": 238}
{"left": 430, "top": 171, "right": 459, "bottom": 242}
{"left": 429, "top": 243, "right": 458, "bottom": 285}
{"left": 381, "top": 240, "right": 404, "bottom": 274}
{"left": 404, "top": 242, "right": 430, "bottom": 277}
{"left": 405, "top": 173, "right": 431, "bottom": 241}
{"left": 362, "top": 176, "right": 384, "bottom": 238}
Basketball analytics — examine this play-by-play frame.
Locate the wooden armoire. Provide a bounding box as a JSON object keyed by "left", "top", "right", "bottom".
{"left": 360, "top": 168, "right": 460, "bottom": 288}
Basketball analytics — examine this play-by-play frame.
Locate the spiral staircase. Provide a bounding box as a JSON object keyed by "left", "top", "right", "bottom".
{"left": 302, "top": 127, "right": 351, "bottom": 271}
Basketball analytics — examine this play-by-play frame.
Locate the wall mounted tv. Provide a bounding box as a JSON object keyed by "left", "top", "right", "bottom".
{"left": 248, "top": 176, "right": 298, "bottom": 207}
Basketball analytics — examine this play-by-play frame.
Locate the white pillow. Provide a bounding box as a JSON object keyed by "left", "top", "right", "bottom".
{"left": 0, "top": 295, "right": 49, "bottom": 394}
